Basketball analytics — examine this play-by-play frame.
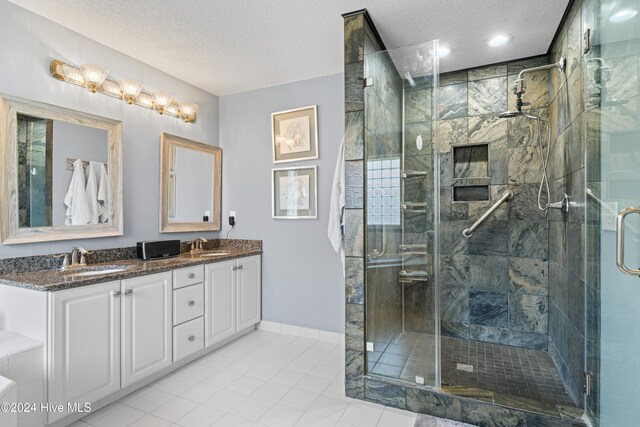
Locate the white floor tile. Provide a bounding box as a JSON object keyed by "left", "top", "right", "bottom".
{"left": 308, "top": 395, "right": 350, "bottom": 420}
{"left": 310, "top": 362, "right": 342, "bottom": 380}
{"left": 229, "top": 395, "right": 274, "bottom": 421}
{"left": 181, "top": 382, "right": 222, "bottom": 403}
{"left": 119, "top": 386, "right": 153, "bottom": 404}
{"left": 296, "top": 374, "right": 332, "bottom": 394}
{"left": 175, "top": 404, "right": 225, "bottom": 427}
{"left": 251, "top": 381, "right": 292, "bottom": 402}
{"left": 212, "top": 413, "right": 254, "bottom": 427}
{"left": 339, "top": 402, "right": 384, "bottom": 427}
{"left": 227, "top": 375, "right": 266, "bottom": 394}
{"left": 67, "top": 421, "right": 91, "bottom": 427}
{"left": 81, "top": 401, "right": 124, "bottom": 424}
{"left": 287, "top": 357, "right": 319, "bottom": 374}
{"left": 175, "top": 362, "right": 220, "bottom": 380}
{"left": 270, "top": 369, "right": 306, "bottom": 387}
{"left": 204, "top": 369, "right": 244, "bottom": 388}
{"left": 294, "top": 412, "right": 338, "bottom": 427}
{"left": 204, "top": 388, "right": 248, "bottom": 411}
{"left": 279, "top": 388, "right": 320, "bottom": 411}
{"left": 153, "top": 375, "right": 200, "bottom": 396}
{"left": 130, "top": 414, "right": 173, "bottom": 427}
{"left": 126, "top": 388, "right": 174, "bottom": 413}
{"left": 322, "top": 380, "right": 348, "bottom": 400}
{"left": 376, "top": 410, "right": 416, "bottom": 427}
{"left": 90, "top": 404, "right": 146, "bottom": 427}
{"left": 259, "top": 403, "right": 304, "bottom": 427}
{"left": 152, "top": 397, "right": 199, "bottom": 423}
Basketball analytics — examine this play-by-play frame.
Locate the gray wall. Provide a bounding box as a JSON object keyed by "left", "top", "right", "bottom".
{"left": 219, "top": 74, "right": 345, "bottom": 333}
{"left": 0, "top": 0, "right": 220, "bottom": 258}
{"left": 51, "top": 121, "right": 109, "bottom": 225}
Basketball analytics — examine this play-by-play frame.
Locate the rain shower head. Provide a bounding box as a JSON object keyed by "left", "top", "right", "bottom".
{"left": 498, "top": 110, "right": 524, "bottom": 118}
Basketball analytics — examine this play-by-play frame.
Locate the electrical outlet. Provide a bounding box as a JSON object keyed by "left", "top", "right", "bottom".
{"left": 230, "top": 211, "right": 236, "bottom": 218}
{"left": 602, "top": 202, "right": 618, "bottom": 231}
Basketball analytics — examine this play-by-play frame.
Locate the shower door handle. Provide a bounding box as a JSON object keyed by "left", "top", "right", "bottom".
{"left": 616, "top": 206, "right": 640, "bottom": 276}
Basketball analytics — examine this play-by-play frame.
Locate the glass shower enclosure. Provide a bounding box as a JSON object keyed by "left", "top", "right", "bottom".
{"left": 364, "top": 40, "right": 440, "bottom": 388}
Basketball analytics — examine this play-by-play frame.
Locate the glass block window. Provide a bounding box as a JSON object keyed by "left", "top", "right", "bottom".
{"left": 367, "top": 157, "right": 401, "bottom": 225}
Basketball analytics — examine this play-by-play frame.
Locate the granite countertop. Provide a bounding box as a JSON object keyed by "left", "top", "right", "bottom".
{"left": 0, "top": 245, "right": 261, "bottom": 292}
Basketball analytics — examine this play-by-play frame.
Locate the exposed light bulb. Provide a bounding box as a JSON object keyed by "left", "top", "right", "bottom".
{"left": 120, "top": 79, "right": 143, "bottom": 104}
{"left": 488, "top": 34, "right": 511, "bottom": 47}
{"left": 79, "top": 64, "right": 108, "bottom": 93}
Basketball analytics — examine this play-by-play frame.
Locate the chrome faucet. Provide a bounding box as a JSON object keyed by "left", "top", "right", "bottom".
{"left": 190, "top": 237, "right": 208, "bottom": 253}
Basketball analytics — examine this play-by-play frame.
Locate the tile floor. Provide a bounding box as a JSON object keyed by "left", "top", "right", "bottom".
{"left": 369, "top": 331, "right": 576, "bottom": 407}
{"left": 71, "top": 330, "right": 417, "bottom": 427}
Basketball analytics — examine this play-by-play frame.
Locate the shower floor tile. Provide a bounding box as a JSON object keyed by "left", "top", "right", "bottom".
{"left": 367, "top": 332, "right": 579, "bottom": 413}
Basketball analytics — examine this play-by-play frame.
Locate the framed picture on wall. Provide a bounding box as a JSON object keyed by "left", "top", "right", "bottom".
{"left": 271, "top": 105, "right": 318, "bottom": 163}
{"left": 272, "top": 166, "right": 317, "bottom": 219}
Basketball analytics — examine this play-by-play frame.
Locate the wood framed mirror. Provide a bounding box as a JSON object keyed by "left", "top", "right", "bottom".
{"left": 0, "top": 94, "right": 123, "bottom": 244}
{"left": 160, "top": 133, "right": 221, "bottom": 233}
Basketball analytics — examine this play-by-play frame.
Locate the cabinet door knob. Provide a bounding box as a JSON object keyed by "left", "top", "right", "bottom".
{"left": 113, "top": 291, "right": 122, "bottom": 298}
{"left": 188, "top": 335, "right": 195, "bottom": 342}
{"left": 188, "top": 300, "right": 195, "bottom": 307}
{"left": 188, "top": 273, "right": 195, "bottom": 279}
{"left": 124, "top": 289, "right": 133, "bottom": 296}
{"left": 237, "top": 265, "right": 243, "bottom": 270}
{"left": 232, "top": 266, "right": 238, "bottom": 271}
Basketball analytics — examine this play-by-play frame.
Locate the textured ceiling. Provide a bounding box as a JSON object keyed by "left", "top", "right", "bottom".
{"left": 8, "top": 0, "right": 570, "bottom": 96}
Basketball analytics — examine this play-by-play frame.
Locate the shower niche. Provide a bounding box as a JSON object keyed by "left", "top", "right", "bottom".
{"left": 452, "top": 143, "right": 489, "bottom": 202}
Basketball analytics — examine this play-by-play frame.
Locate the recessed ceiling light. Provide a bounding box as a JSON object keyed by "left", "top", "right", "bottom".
{"left": 488, "top": 34, "right": 511, "bottom": 47}
{"left": 609, "top": 8, "right": 637, "bottom": 23}
{"left": 437, "top": 47, "right": 451, "bottom": 58}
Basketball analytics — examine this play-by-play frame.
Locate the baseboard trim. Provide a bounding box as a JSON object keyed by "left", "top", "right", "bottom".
{"left": 258, "top": 320, "right": 345, "bottom": 345}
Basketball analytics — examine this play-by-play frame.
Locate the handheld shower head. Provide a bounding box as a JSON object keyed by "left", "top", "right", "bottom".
{"left": 498, "top": 110, "right": 524, "bottom": 118}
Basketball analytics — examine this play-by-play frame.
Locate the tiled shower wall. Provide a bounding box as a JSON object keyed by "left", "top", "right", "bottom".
{"left": 547, "top": 0, "right": 588, "bottom": 406}
{"left": 435, "top": 57, "right": 552, "bottom": 350}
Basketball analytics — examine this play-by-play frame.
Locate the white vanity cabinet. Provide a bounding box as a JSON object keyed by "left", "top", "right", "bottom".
{"left": 121, "top": 273, "right": 172, "bottom": 387}
{"left": 48, "top": 281, "right": 121, "bottom": 421}
{"left": 48, "top": 272, "right": 171, "bottom": 423}
{"left": 205, "top": 255, "right": 261, "bottom": 347}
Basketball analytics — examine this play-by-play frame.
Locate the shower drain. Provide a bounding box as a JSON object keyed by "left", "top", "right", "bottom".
{"left": 456, "top": 363, "right": 474, "bottom": 373}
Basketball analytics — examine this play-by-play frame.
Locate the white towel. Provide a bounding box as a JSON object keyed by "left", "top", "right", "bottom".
{"left": 328, "top": 137, "right": 346, "bottom": 274}
{"left": 97, "top": 162, "right": 110, "bottom": 224}
{"left": 64, "top": 159, "right": 91, "bottom": 225}
{"left": 85, "top": 161, "right": 101, "bottom": 224}
{"left": 85, "top": 161, "right": 110, "bottom": 224}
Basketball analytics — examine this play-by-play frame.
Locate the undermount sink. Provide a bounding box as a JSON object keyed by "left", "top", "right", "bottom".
{"left": 62, "top": 265, "right": 132, "bottom": 278}
{"left": 197, "top": 251, "right": 231, "bottom": 257}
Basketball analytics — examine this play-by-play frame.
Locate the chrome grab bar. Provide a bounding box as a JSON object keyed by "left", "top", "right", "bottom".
{"left": 616, "top": 206, "right": 640, "bottom": 276}
{"left": 462, "top": 190, "right": 514, "bottom": 238}
{"left": 399, "top": 270, "right": 429, "bottom": 283}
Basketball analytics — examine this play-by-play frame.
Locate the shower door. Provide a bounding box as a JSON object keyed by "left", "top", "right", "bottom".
{"left": 364, "top": 40, "right": 440, "bottom": 388}
{"left": 584, "top": 1, "right": 640, "bottom": 426}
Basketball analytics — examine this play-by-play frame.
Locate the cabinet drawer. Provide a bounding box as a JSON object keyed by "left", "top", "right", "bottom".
{"left": 173, "top": 317, "right": 204, "bottom": 362}
{"left": 173, "top": 266, "right": 204, "bottom": 289}
{"left": 173, "top": 283, "right": 204, "bottom": 326}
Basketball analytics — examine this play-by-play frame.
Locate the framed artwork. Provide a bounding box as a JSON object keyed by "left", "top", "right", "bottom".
{"left": 271, "top": 105, "right": 318, "bottom": 163}
{"left": 272, "top": 166, "right": 318, "bottom": 219}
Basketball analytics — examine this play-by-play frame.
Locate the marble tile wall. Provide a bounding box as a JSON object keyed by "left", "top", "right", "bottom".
{"left": 435, "top": 56, "right": 551, "bottom": 351}
{"left": 547, "top": 0, "right": 588, "bottom": 408}
{"left": 343, "top": 8, "right": 587, "bottom": 427}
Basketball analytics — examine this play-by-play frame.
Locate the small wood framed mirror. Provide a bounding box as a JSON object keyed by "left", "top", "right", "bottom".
{"left": 160, "top": 133, "right": 221, "bottom": 232}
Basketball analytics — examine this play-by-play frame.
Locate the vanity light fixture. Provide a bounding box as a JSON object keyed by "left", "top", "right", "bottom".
{"left": 153, "top": 91, "right": 173, "bottom": 115}
{"left": 50, "top": 59, "right": 198, "bottom": 123}
{"left": 119, "top": 78, "right": 143, "bottom": 104}
{"left": 179, "top": 102, "right": 199, "bottom": 123}
{"left": 79, "top": 64, "right": 109, "bottom": 93}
